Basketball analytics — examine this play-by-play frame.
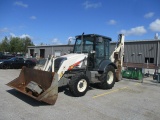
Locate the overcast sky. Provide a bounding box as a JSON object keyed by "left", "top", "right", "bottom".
{"left": 0, "top": 0, "right": 160, "bottom": 45}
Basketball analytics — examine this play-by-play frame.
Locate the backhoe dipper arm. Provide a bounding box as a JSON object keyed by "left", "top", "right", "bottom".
{"left": 109, "top": 34, "right": 125, "bottom": 81}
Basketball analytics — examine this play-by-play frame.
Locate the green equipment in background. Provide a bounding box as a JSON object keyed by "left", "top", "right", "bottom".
{"left": 122, "top": 67, "right": 143, "bottom": 80}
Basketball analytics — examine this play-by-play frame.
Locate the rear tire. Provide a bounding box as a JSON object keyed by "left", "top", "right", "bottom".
{"left": 99, "top": 65, "right": 115, "bottom": 89}
{"left": 69, "top": 73, "right": 89, "bottom": 97}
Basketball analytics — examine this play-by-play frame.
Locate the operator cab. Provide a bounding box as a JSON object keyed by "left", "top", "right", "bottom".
{"left": 74, "top": 34, "right": 111, "bottom": 70}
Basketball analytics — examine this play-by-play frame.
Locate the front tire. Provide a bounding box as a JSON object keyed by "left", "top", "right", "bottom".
{"left": 99, "top": 65, "right": 116, "bottom": 89}
{"left": 69, "top": 73, "right": 89, "bottom": 97}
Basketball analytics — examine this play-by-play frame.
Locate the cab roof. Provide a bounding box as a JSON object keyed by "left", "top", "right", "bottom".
{"left": 75, "top": 34, "right": 112, "bottom": 41}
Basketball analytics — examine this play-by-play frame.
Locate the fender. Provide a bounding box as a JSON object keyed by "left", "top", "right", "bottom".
{"left": 98, "top": 59, "right": 117, "bottom": 72}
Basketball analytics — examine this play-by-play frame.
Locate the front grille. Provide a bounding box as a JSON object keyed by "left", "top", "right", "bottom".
{"left": 54, "top": 57, "right": 67, "bottom": 72}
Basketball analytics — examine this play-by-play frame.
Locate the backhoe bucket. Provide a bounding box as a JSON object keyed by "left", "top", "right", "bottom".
{"left": 6, "top": 67, "right": 58, "bottom": 105}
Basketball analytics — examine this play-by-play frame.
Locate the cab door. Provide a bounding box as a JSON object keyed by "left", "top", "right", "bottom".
{"left": 94, "top": 37, "right": 105, "bottom": 69}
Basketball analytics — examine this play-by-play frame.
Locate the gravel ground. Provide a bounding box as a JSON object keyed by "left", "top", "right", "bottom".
{"left": 0, "top": 69, "right": 160, "bottom": 120}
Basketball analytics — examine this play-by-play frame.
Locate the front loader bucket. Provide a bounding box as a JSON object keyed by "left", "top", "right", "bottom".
{"left": 6, "top": 67, "right": 58, "bottom": 105}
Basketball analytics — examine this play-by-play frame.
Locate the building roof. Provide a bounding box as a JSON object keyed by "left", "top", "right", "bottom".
{"left": 28, "top": 39, "right": 160, "bottom": 48}
{"left": 125, "top": 39, "right": 160, "bottom": 42}
{"left": 111, "top": 39, "right": 160, "bottom": 44}
{"left": 28, "top": 44, "right": 74, "bottom": 48}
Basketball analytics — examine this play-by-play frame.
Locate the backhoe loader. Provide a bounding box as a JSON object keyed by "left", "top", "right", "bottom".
{"left": 7, "top": 33, "right": 124, "bottom": 105}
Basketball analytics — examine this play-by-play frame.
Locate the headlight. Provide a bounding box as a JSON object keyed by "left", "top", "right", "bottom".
{"left": 0, "top": 62, "right": 3, "bottom": 64}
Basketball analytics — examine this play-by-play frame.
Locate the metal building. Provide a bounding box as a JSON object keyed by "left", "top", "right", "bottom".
{"left": 28, "top": 39, "right": 160, "bottom": 69}
{"left": 110, "top": 40, "right": 160, "bottom": 69}
{"left": 28, "top": 45, "right": 74, "bottom": 58}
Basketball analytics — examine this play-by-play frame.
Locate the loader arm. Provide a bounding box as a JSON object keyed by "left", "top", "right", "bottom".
{"left": 43, "top": 55, "right": 55, "bottom": 72}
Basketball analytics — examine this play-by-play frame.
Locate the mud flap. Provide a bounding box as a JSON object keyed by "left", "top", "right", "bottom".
{"left": 6, "top": 67, "right": 58, "bottom": 105}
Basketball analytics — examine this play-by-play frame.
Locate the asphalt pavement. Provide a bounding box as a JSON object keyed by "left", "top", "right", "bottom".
{"left": 0, "top": 69, "right": 160, "bottom": 120}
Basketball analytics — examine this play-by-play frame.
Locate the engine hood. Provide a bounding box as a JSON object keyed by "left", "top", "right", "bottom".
{"left": 61, "top": 53, "right": 88, "bottom": 60}
{"left": 54, "top": 53, "right": 88, "bottom": 73}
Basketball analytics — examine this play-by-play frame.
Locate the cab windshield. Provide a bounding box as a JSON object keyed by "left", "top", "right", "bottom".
{"left": 73, "top": 36, "right": 94, "bottom": 53}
